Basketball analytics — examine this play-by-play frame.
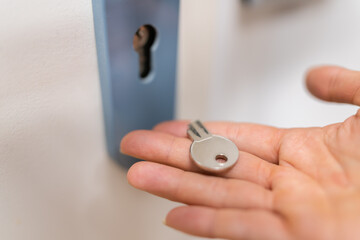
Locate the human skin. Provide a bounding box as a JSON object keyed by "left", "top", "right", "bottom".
{"left": 121, "top": 66, "right": 360, "bottom": 240}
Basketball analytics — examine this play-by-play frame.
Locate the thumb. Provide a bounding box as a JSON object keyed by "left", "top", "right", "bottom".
{"left": 306, "top": 66, "right": 360, "bottom": 106}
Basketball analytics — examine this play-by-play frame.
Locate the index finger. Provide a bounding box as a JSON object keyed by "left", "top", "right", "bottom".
{"left": 121, "top": 130, "right": 277, "bottom": 189}
{"left": 154, "top": 120, "right": 284, "bottom": 164}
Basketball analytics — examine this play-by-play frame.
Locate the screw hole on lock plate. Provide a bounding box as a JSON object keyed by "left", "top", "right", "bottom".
{"left": 215, "top": 154, "right": 228, "bottom": 164}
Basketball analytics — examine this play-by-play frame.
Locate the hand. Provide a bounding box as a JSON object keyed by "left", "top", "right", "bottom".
{"left": 121, "top": 66, "right": 360, "bottom": 240}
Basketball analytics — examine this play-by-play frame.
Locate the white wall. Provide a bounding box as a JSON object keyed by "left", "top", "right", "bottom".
{"left": 178, "top": 0, "right": 360, "bottom": 126}
{"left": 1, "top": 0, "right": 359, "bottom": 239}
{"left": 0, "top": 0, "right": 189, "bottom": 239}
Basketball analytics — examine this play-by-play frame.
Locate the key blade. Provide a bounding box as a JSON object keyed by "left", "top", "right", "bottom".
{"left": 195, "top": 120, "right": 209, "bottom": 134}
{"left": 187, "top": 120, "right": 211, "bottom": 141}
{"left": 187, "top": 124, "right": 201, "bottom": 141}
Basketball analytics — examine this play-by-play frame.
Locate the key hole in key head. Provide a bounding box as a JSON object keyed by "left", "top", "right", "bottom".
{"left": 215, "top": 154, "right": 228, "bottom": 164}
{"left": 133, "top": 24, "right": 157, "bottom": 79}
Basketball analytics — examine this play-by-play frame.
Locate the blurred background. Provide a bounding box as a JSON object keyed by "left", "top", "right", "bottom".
{"left": 1, "top": 0, "right": 360, "bottom": 239}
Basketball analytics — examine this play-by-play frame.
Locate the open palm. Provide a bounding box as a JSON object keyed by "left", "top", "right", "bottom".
{"left": 121, "top": 66, "right": 360, "bottom": 240}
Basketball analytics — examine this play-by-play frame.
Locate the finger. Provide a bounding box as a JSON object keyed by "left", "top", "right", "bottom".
{"left": 166, "top": 206, "right": 289, "bottom": 240}
{"left": 121, "top": 130, "right": 276, "bottom": 188}
{"left": 154, "top": 120, "right": 284, "bottom": 163}
{"left": 128, "top": 162, "right": 273, "bottom": 210}
{"left": 306, "top": 66, "right": 360, "bottom": 106}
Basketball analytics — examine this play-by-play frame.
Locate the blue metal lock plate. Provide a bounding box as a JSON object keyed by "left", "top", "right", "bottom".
{"left": 92, "top": 0, "right": 180, "bottom": 168}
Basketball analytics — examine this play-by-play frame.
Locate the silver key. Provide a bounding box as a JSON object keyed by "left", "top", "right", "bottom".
{"left": 187, "top": 120, "right": 239, "bottom": 173}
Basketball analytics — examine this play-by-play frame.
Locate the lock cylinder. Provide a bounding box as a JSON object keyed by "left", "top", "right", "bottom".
{"left": 133, "top": 25, "right": 157, "bottom": 79}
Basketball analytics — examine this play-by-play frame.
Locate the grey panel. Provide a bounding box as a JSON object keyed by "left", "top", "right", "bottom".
{"left": 92, "top": 0, "right": 179, "bottom": 168}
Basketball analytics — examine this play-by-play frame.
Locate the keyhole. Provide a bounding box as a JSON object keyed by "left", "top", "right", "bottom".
{"left": 215, "top": 154, "right": 228, "bottom": 164}
{"left": 133, "top": 25, "right": 157, "bottom": 79}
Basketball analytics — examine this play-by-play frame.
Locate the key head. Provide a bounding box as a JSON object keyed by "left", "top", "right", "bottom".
{"left": 190, "top": 135, "right": 239, "bottom": 173}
